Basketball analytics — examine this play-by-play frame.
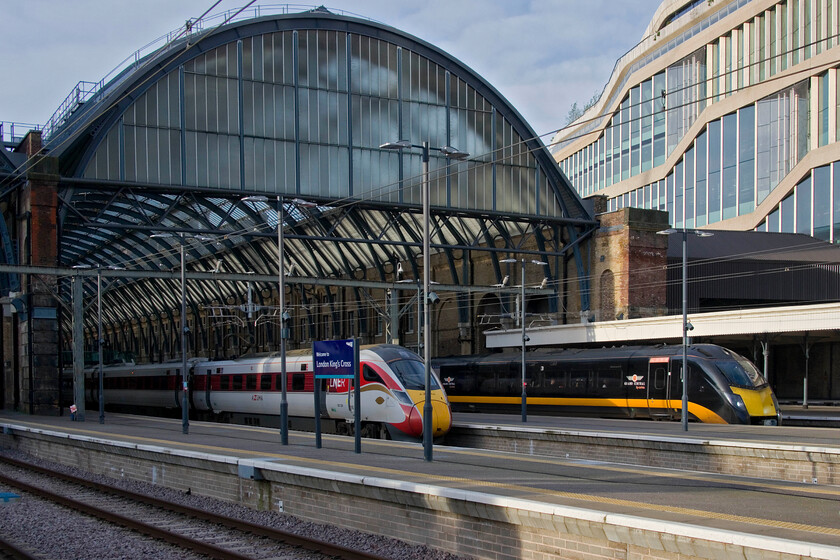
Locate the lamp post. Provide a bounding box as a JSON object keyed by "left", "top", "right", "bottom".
{"left": 380, "top": 140, "right": 469, "bottom": 461}
{"left": 243, "top": 195, "right": 316, "bottom": 445}
{"left": 500, "top": 258, "right": 547, "bottom": 422}
{"left": 657, "top": 227, "right": 713, "bottom": 431}
{"left": 72, "top": 264, "right": 125, "bottom": 424}
{"left": 151, "top": 232, "right": 214, "bottom": 435}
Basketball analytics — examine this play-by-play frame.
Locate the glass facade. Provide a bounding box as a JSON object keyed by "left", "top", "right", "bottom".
{"left": 557, "top": 0, "right": 840, "bottom": 241}
{"left": 607, "top": 81, "right": 809, "bottom": 225}
{"left": 82, "top": 26, "right": 567, "bottom": 219}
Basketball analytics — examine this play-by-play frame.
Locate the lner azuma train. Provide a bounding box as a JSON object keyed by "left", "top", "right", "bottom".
{"left": 85, "top": 344, "right": 452, "bottom": 441}
{"left": 433, "top": 344, "right": 780, "bottom": 425}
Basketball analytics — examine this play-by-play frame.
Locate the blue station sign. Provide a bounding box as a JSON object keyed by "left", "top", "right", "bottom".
{"left": 313, "top": 338, "right": 356, "bottom": 379}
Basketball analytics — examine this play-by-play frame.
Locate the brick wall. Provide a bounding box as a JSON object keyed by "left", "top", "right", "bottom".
{"left": 591, "top": 206, "right": 669, "bottom": 321}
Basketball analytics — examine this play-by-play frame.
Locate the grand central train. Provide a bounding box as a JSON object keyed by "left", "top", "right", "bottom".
{"left": 85, "top": 344, "right": 452, "bottom": 441}
{"left": 433, "top": 344, "right": 780, "bottom": 425}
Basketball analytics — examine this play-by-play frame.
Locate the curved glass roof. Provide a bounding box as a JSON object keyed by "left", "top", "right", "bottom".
{"left": 44, "top": 7, "right": 595, "bottom": 334}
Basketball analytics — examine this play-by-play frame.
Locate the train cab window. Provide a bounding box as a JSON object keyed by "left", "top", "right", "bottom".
{"left": 390, "top": 359, "right": 438, "bottom": 390}
{"left": 363, "top": 365, "right": 384, "bottom": 383}
{"left": 292, "top": 373, "right": 305, "bottom": 391}
{"left": 260, "top": 375, "right": 272, "bottom": 391}
{"left": 246, "top": 374, "right": 257, "bottom": 391}
{"left": 716, "top": 358, "right": 766, "bottom": 388}
{"left": 232, "top": 375, "right": 243, "bottom": 390}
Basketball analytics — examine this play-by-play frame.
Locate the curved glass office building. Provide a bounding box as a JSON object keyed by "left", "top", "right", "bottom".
{"left": 551, "top": 0, "right": 840, "bottom": 241}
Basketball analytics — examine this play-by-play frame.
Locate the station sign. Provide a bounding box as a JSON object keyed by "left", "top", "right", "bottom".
{"left": 313, "top": 339, "right": 356, "bottom": 379}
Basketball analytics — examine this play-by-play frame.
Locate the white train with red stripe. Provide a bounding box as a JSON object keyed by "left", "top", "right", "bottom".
{"left": 85, "top": 344, "right": 452, "bottom": 441}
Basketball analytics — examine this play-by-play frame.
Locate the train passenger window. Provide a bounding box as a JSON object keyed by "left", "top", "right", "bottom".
{"left": 528, "top": 364, "right": 543, "bottom": 389}
{"left": 220, "top": 375, "right": 230, "bottom": 390}
{"left": 292, "top": 373, "right": 305, "bottom": 391}
{"left": 363, "top": 365, "right": 384, "bottom": 383}
{"left": 653, "top": 367, "right": 667, "bottom": 390}
{"left": 596, "top": 365, "right": 622, "bottom": 391}
{"left": 569, "top": 369, "right": 590, "bottom": 394}
{"left": 260, "top": 375, "right": 272, "bottom": 391}
{"left": 546, "top": 371, "right": 567, "bottom": 390}
{"left": 232, "top": 375, "right": 243, "bottom": 390}
{"left": 246, "top": 375, "right": 257, "bottom": 391}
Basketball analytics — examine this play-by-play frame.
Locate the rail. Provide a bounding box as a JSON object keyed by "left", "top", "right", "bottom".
{"left": 0, "top": 454, "right": 390, "bottom": 560}
{"left": 0, "top": 122, "right": 41, "bottom": 146}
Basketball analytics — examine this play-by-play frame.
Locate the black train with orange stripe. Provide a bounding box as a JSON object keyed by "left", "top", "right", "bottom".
{"left": 433, "top": 344, "right": 780, "bottom": 425}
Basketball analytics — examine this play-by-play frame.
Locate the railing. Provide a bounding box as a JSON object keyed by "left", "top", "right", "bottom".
{"left": 41, "top": 4, "right": 379, "bottom": 141}
{"left": 0, "top": 121, "right": 41, "bottom": 145}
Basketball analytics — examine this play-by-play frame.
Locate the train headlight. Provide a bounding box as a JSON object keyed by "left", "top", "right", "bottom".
{"left": 731, "top": 394, "right": 746, "bottom": 409}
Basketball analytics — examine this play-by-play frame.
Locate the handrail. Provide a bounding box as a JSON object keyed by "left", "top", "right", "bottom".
{"left": 0, "top": 121, "right": 41, "bottom": 145}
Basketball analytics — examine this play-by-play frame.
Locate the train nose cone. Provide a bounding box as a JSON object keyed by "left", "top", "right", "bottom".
{"left": 431, "top": 400, "right": 452, "bottom": 436}
{"left": 408, "top": 406, "right": 424, "bottom": 438}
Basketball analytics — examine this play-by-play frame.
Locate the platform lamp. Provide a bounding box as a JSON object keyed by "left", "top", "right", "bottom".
{"left": 380, "top": 140, "right": 469, "bottom": 462}
{"left": 656, "top": 227, "right": 713, "bottom": 431}
{"left": 499, "top": 258, "right": 548, "bottom": 422}
{"left": 72, "top": 264, "right": 126, "bottom": 424}
{"left": 150, "top": 232, "right": 215, "bottom": 435}
{"left": 242, "top": 195, "right": 317, "bottom": 446}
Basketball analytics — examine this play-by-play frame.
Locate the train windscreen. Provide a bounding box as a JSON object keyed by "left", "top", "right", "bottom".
{"left": 715, "top": 357, "right": 767, "bottom": 388}
{"left": 389, "top": 358, "right": 441, "bottom": 391}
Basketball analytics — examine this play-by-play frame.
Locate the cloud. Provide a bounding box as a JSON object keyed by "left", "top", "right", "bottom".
{"left": 1, "top": 0, "right": 663, "bottom": 139}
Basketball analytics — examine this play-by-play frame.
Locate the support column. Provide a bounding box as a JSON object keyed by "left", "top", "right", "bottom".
{"left": 15, "top": 131, "right": 60, "bottom": 415}
{"left": 72, "top": 277, "right": 85, "bottom": 421}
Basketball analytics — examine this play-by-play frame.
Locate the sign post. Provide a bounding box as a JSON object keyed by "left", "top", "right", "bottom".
{"left": 313, "top": 338, "right": 361, "bottom": 453}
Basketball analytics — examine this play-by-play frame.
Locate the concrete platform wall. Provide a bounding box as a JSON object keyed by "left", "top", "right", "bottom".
{"left": 446, "top": 425, "right": 840, "bottom": 485}
{"left": 0, "top": 426, "right": 834, "bottom": 560}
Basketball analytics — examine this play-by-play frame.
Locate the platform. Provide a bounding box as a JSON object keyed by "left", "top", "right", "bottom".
{"left": 1, "top": 410, "right": 840, "bottom": 560}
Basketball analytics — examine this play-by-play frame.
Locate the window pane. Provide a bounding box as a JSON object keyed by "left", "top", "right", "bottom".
{"left": 722, "top": 113, "right": 738, "bottom": 219}
{"left": 814, "top": 165, "right": 830, "bottom": 240}
{"left": 708, "top": 120, "right": 721, "bottom": 223}
{"left": 796, "top": 175, "right": 812, "bottom": 235}
{"left": 738, "top": 105, "right": 755, "bottom": 215}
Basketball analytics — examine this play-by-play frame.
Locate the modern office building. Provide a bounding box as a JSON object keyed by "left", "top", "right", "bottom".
{"left": 551, "top": 0, "right": 840, "bottom": 241}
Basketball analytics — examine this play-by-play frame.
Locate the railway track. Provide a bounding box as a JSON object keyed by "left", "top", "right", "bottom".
{"left": 0, "top": 455, "right": 390, "bottom": 560}
{"left": 0, "top": 536, "right": 38, "bottom": 560}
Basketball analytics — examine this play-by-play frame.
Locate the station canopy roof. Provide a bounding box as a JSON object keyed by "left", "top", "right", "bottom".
{"left": 8, "top": 6, "right": 596, "bottom": 329}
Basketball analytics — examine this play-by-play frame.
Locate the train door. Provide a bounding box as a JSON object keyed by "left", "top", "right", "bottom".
{"left": 203, "top": 367, "right": 213, "bottom": 410}
{"left": 646, "top": 357, "right": 676, "bottom": 419}
{"left": 348, "top": 377, "right": 355, "bottom": 414}
{"left": 326, "top": 376, "right": 349, "bottom": 418}
{"left": 320, "top": 378, "right": 329, "bottom": 416}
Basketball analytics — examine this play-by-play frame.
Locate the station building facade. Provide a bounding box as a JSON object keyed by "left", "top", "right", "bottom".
{"left": 0, "top": 7, "right": 598, "bottom": 412}
{"left": 551, "top": 0, "right": 840, "bottom": 241}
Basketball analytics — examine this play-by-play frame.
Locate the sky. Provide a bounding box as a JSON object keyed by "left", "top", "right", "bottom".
{"left": 2, "top": 0, "right": 663, "bottom": 142}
